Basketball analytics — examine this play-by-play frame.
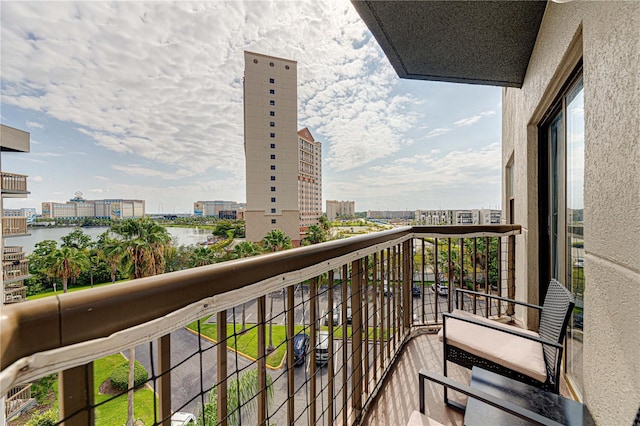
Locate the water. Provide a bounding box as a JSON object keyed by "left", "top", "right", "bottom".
{"left": 5, "top": 226, "right": 213, "bottom": 254}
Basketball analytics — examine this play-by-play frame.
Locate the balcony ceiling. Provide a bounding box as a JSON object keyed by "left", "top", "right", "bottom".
{"left": 352, "top": 0, "right": 547, "bottom": 88}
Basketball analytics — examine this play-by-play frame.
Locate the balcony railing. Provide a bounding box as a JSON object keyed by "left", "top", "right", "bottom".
{"left": 4, "top": 285, "right": 27, "bottom": 304}
{"left": 5, "top": 384, "right": 34, "bottom": 419}
{"left": 0, "top": 172, "right": 28, "bottom": 193}
{"left": 2, "top": 259, "right": 30, "bottom": 283}
{"left": 1, "top": 217, "right": 28, "bottom": 236}
{"left": 0, "top": 225, "right": 519, "bottom": 425}
{"left": 3, "top": 246, "right": 25, "bottom": 259}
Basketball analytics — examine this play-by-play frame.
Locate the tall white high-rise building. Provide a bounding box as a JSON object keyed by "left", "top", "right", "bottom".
{"left": 298, "top": 128, "right": 322, "bottom": 232}
{"left": 244, "top": 52, "right": 300, "bottom": 245}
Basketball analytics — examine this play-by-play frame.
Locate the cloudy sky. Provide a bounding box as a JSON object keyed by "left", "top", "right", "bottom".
{"left": 1, "top": 1, "right": 502, "bottom": 214}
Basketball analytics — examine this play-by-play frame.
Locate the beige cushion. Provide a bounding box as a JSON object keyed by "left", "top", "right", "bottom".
{"left": 407, "top": 410, "right": 445, "bottom": 426}
{"left": 438, "top": 309, "right": 547, "bottom": 383}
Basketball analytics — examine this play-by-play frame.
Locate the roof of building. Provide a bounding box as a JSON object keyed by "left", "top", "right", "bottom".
{"left": 298, "top": 127, "right": 315, "bottom": 142}
{"left": 351, "top": 0, "right": 547, "bottom": 88}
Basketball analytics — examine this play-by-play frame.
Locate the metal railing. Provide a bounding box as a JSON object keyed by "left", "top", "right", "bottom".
{"left": 0, "top": 172, "right": 28, "bottom": 193}
{"left": 1, "top": 217, "right": 28, "bottom": 236}
{"left": 4, "top": 285, "right": 27, "bottom": 304}
{"left": 0, "top": 225, "right": 519, "bottom": 425}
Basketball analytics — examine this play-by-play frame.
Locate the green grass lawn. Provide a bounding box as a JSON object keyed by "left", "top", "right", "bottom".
{"left": 187, "top": 317, "right": 393, "bottom": 368}
{"left": 94, "top": 354, "right": 158, "bottom": 426}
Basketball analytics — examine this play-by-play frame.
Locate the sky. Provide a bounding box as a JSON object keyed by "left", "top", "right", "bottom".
{"left": 1, "top": 1, "right": 503, "bottom": 214}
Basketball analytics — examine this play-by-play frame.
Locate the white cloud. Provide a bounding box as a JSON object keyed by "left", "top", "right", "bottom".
{"left": 426, "top": 128, "right": 450, "bottom": 139}
{"left": 89, "top": 188, "right": 104, "bottom": 193}
{"left": 29, "top": 175, "right": 43, "bottom": 182}
{"left": 26, "top": 121, "right": 44, "bottom": 129}
{"left": 454, "top": 115, "right": 481, "bottom": 127}
{"left": 480, "top": 110, "right": 496, "bottom": 116}
{"left": 33, "top": 152, "right": 63, "bottom": 157}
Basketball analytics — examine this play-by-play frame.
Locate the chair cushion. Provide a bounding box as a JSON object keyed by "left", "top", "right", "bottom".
{"left": 438, "top": 310, "right": 547, "bottom": 383}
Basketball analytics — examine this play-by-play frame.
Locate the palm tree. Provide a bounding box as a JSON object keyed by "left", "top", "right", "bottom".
{"left": 261, "top": 230, "right": 292, "bottom": 351}
{"left": 100, "top": 237, "right": 126, "bottom": 284}
{"left": 261, "top": 229, "right": 292, "bottom": 252}
{"left": 111, "top": 218, "right": 172, "bottom": 279}
{"left": 302, "top": 224, "right": 326, "bottom": 245}
{"left": 318, "top": 215, "right": 330, "bottom": 231}
{"left": 46, "top": 246, "right": 89, "bottom": 293}
{"left": 189, "top": 246, "right": 218, "bottom": 268}
{"left": 109, "top": 218, "right": 172, "bottom": 425}
{"left": 229, "top": 241, "right": 263, "bottom": 331}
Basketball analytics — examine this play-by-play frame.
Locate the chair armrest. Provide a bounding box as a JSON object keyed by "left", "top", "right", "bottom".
{"left": 418, "top": 369, "right": 563, "bottom": 426}
{"left": 442, "top": 312, "right": 563, "bottom": 349}
{"left": 454, "top": 288, "right": 543, "bottom": 311}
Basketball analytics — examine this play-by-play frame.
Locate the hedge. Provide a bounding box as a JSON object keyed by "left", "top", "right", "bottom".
{"left": 109, "top": 360, "right": 148, "bottom": 391}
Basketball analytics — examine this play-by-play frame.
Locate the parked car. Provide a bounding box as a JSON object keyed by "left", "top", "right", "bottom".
{"left": 171, "top": 412, "right": 196, "bottom": 426}
{"left": 293, "top": 333, "right": 310, "bottom": 366}
{"left": 412, "top": 285, "right": 421, "bottom": 297}
{"left": 316, "top": 330, "right": 330, "bottom": 365}
{"left": 346, "top": 306, "right": 353, "bottom": 324}
{"left": 573, "top": 312, "right": 583, "bottom": 330}
{"left": 574, "top": 258, "right": 584, "bottom": 268}
{"left": 431, "top": 283, "right": 448, "bottom": 296}
{"left": 383, "top": 283, "right": 393, "bottom": 296}
{"left": 323, "top": 311, "right": 339, "bottom": 326}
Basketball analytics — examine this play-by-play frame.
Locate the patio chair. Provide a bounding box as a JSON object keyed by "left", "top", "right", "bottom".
{"left": 439, "top": 279, "right": 574, "bottom": 405}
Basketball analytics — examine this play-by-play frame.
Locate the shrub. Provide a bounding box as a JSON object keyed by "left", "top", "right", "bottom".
{"left": 31, "top": 374, "right": 56, "bottom": 403}
{"left": 26, "top": 408, "right": 58, "bottom": 426}
{"left": 109, "top": 360, "right": 148, "bottom": 391}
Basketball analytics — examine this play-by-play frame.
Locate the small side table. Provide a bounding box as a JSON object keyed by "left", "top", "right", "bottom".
{"left": 465, "top": 367, "right": 594, "bottom": 426}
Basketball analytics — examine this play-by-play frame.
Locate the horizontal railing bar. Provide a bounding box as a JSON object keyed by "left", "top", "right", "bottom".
{"left": 0, "top": 224, "right": 520, "bottom": 394}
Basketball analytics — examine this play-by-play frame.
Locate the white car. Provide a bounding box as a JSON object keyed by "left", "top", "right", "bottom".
{"left": 171, "top": 412, "right": 196, "bottom": 426}
{"left": 432, "top": 283, "right": 448, "bottom": 296}
{"left": 574, "top": 258, "right": 584, "bottom": 268}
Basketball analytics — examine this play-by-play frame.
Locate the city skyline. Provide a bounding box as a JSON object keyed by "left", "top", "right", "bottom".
{"left": 1, "top": 1, "right": 502, "bottom": 214}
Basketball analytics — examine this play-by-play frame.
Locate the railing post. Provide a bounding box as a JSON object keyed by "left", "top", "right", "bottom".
{"left": 447, "top": 238, "right": 453, "bottom": 313}
{"left": 459, "top": 238, "right": 464, "bottom": 311}
{"left": 403, "top": 240, "right": 412, "bottom": 330}
{"left": 59, "top": 363, "right": 94, "bottom": 425}
{"left": 341, "top": 264, "right": 348, "bottom": 426}
{"left": 286, "top": 285, "right": 295, "bottom": 424}
{"left": 473, "top": 238, "right": 478, "bottom": 314}
{"left": 310, "top": 277, "right": 318, "bottom": 424}
{"left": 351, "top": 259, "right": 363, "bottom": 416}
{"left": 508, "top": 233, "right": 516, "bottom": 316}
{"left": 485, "top": 237, "right": 490, "bottom": 318}
{"left": 363, "top": 256, "right": 369, "bottom": 394}
{"left": 159, "top": 334, "right": 171, "bottom": 426}
{"left": 372, "top": 252, "right": 378, "bottom": 381}
{"left": 217, "top": 311, "right": 228, "bottom": 426}
{"left": 257, "top": 296, "right": 267, "bottom": 425}
{"left": 327, "top": 271, "right": 335, "bottom": 423}
{"left": 434, "top": 238, "right": 439, "bottom": 322}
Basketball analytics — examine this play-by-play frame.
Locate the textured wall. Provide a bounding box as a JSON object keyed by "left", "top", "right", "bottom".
{"left": 502, "top": 2, "right": 640, "bottom": 424}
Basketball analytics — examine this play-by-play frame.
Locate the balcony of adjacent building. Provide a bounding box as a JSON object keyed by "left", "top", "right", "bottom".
{"left": 1, "top": 172, "right": 29, "bottom": 197}
{"left": 1, "top": 216, "right": 29, "bottom": 238}
{"left": 1, "top": 225, "right": 540, "bottom": 425}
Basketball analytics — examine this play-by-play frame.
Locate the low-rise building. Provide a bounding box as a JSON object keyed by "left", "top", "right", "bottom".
{"left": 326, "top": 200, "right": 355, "bottom": 221}
{"left": 42, "top": 195, "right": 145, "bottom": 220}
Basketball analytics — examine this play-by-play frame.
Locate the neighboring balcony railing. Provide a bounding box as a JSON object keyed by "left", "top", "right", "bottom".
{"left": 0, "top": 172, "right": 28, "bottom": 193}
{"left": 3, "top": 246, "right": 25, "bottom": 260}
{"left": 2, "top": 259, "right": 30, "bottom": 283}
{"left": 0, "top": 224, "right": 519, "bottom": 425}
{"left": 3, "top": 285, "right": 27, "bottom": 304}
{"left": 1, "top": 217, "right": 28, "bottom": 236}
{"left": 5, "top": 384, "right": 34, "bottom": 419}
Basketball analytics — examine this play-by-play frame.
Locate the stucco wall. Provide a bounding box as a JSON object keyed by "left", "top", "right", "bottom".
{"left": 502, "top": 2, "right": 639, "bottom": 424}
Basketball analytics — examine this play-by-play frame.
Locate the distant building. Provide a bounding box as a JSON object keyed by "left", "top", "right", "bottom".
{"left": 298, "top": 128, "right": 322, "bottom": 233}
{"left": 244, "top": 51, "right": 300, "bottom": 245}
{"left": 326, "top": 200, "right": 355, "bottom": 221}
{"left": 2, "top": 207, "right": 36, "bottom": 223}
{"left": 194, "top": 200, "right": 245, "bottom": 219}
{"left": 415, "top": 209, "right": 501, "bottom": 225}
{"left": 366, "top": 210, "right": 413, "bottom": 220}
{"left": 42, "top": 195, "right": 145, "bottom": 220}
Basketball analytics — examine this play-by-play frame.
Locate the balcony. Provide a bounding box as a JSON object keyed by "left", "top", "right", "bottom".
{"left": 1, "top": 216, "right": 28, "bottom": 237}
{"left": 2, "top": 259, "right": 30, "bottom": 284}
{"left": 1, "top": 172, "right": 29, "bottom": 196}
{"left": 1, "top": 225, "right": 520, "bottom": 425}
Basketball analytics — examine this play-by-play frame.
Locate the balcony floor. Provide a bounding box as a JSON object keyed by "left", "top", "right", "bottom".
{"left": 364, "top": 332, "right": 468, "bottom": 426}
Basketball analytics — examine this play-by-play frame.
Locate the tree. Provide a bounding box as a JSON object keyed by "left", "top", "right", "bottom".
{"left": 46, "top": 246, "right": 89, "bottom": 293}
{"left": 100, "top": 236, "right": 127, "bottom": 284}
{"left": 228, "top": 241, "right": 263, "bottom": 331}
{"left": 26, "top": 240, "right": 58, "bottom": 295}
{"left": 302, "top": 225, "right": 326, "bottom": 245}
{"left": 318, "top": 215, "right": 330, "bottom": 231}
{"left": 261, "top": 229, "right": 292, "bottom": 253}
{"left": 111, "top": 218, "right": 172, "bottom": 279}
{"left": 189, "top": 246, "right": 218, "bottom": 268}
{"left": 260, "top": 229, "right": 292, "bottom": 351}
{"left": 109, "top": 218, "right": 172, "bottom": 425}
{"left": 197, "top": 368, "right": 273, "bottom": 426}
{"left": 61, "top": 228, "right": 93, "bottom": 250}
